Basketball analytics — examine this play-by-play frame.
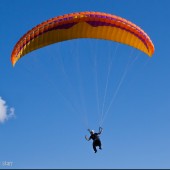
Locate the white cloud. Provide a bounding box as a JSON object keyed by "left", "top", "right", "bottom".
{"left": 0, "top": 97, "right": 15, "bottom": 124}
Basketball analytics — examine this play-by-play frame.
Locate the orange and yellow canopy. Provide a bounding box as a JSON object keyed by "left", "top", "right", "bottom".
{"left": 11, "top": 11, "right": 154, "bottom": 66}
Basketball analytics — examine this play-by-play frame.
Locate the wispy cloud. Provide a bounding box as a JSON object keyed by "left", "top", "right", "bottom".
{"left": 0, "top": 97, "right": 15, "bottom": 124}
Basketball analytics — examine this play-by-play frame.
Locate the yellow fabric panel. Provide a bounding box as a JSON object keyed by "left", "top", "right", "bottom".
{"left": 12, "top": 21, "right": 150, "bottom": 65}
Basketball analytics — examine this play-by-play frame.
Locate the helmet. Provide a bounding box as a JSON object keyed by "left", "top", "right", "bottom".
{"left": 90, "top": 130, "right": 95, "bottom": 134}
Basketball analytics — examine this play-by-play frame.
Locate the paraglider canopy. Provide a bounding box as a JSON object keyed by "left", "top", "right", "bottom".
{"left": 11, "top": 11, "right": 154, "bottom": 66}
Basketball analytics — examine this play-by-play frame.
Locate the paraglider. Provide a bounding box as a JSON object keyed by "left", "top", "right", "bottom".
{"left": 11, "top": 11, "right": 155, "bottom": 153}
{"left": 11, "top": 11, "right": 154, "bottom": 66}
{"left": 85, "top": 127, "right": 103, "bottom": 153}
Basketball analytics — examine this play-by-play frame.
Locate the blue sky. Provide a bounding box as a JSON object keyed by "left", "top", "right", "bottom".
{"left": 0, "top": 0, "right": 170, "bottom": 169}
